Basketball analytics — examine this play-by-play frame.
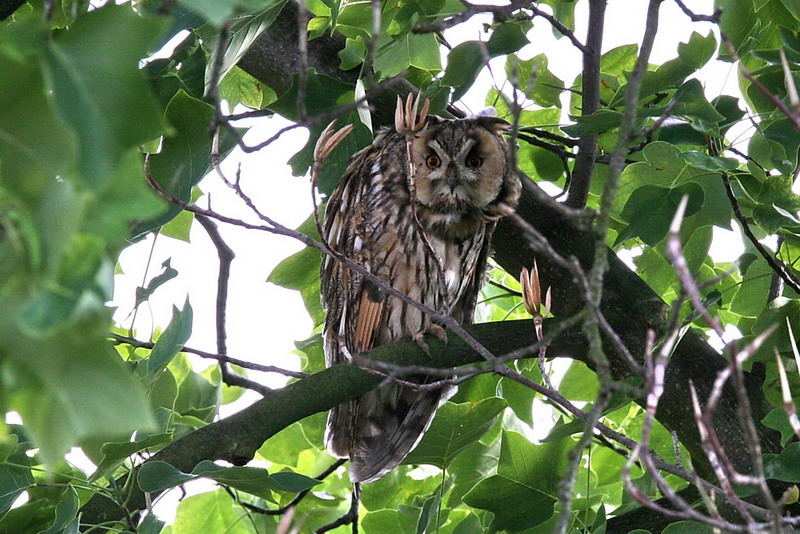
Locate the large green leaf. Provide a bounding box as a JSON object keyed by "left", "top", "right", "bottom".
{"left": 361, "top": 509, "right": 419, "bottom": 534}
{"left": 441, "top": 41, "right": 487, "bottom": 101}
{"left": 614, "top": 142, "right": 731, "bottom": 230}
{"left": 0, "top": 463, "right": 35, "bottom": 515}
{"left": 0, "top": 53, "right": 76, "bottom": 206}
{"left": 403, "top": 397, "right": 506, "bottom": 469}
{"left": 43, "top": 486, "right": 79, "bottom": 534}
{"left": 43, "top": 5, "right": 166, "bottom": 188}
{"left": 463, "top": 474, "right": 555, "bottom": 532}
{"left": 169, "top": 489, "right": 251, "bottom": 534}
{"left": 144, "top": 91, "right": 217, "bottom": 232}
{"left": 374, "top": 32, "right": 441, "bottom": 77}
{"left": 510, "top": 54, "right": 565, "bottom": 108}
{"left": 616, "top": 182, "right": 704, "bottom": 246}
{"left": 498, "top": 430, "right": 570, "bottom": 496}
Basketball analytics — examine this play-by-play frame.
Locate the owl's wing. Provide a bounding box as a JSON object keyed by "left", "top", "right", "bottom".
{"left": 321, "top": 146, "right": 388, "bottom": 458}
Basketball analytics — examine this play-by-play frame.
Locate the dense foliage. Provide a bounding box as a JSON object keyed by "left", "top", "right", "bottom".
{"left": 3, "top": 0, "right": 800, "bottom": 532}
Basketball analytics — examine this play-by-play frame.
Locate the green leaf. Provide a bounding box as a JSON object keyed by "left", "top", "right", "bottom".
{"left": 138, "top": 461, "right": 194, "bottom": 492}
{"left": 43, "top": 486, "right": 78, "bottom": 534}
{"left": 559, "top": 361, "right": 600, "bottom": 402}
{"left": 84, "top": 148, "right": 166, "bottom": 245}
{"left": 441, "top": 41, "right": 485, "bottom": 101}
{"left": 498, "top": 430, "right": 570, "bottom": 496}
{"left": 139, "top": 514, "right": 165, "bottom": 534}
{"left": 614, "top": 142, "right": 731, "bottom": 229}
{"left": 192, "top": 461, "right": 277, "bottom": 499}
{"left": 142, "top": 90, "right": 236, "bottom": 234}
{"left": 204, "top": 1, "right": 289, "bottom": 86}
{"left": 362, "top": 509, "right": 419, "bottom": 534}
{"left": 486, "top": 21, "right": 530, "bottom": 56}
{"left": 730, "top": 258, "right": 772, "bottom": 317}
{"left": 160, "top": 188, "right": 201, "bottom": 241}
{"left": 135, "top": 259, "right": 179, "bottom": 308}
{"left": 43, "top": 5, "right": 166, "bottom": 188}
{"left": 257, "top": 421, "right": 316, "bottom": 466}
{"left": 170, "top": 489, "right": 252, "bottom": 533}
{"left": 500, "top": 376, "right": 536, "bottom": 426}
{"left": 662, "top": 521, "right": 713, "bottom": 533}
{"left": 463, "top": 475, "right": 555, "bottom": 531}
{"left": 403, "top": 397, "right": 506, "bottom": 469}
{"left": 511, "top": 54, "right": 565, "bottom": 108}
{"left": 637, "top": 32, "right": 716, "bottom": 97}
{"left": 268, "top": 471, "right": 321, "bottom": 492}
{"left": 138, "top": 460, "right": 320, "bottom": 498}
{"left": 0, "top": 53, "right": 76, "bottom": 205}
{"left": 616, "top": 183, "right": 704, "bottom": 246}
{"left": 177, "top": 0, "right": 283, "bottom": 27}
{"left": 451, "top": 513, "right": 484, "bottom": 534}
{"left": 717, "top": 0, "right": 757, "bottom": 58}
{"left": 561, "top": 110, "right": 623, "bottom": 137}
{"left": 219, "top": 66, "right": 263, "bottom": 109}
{"left": 148, "top": 299, "right": 193, "bottom": 373}
{"left": 0, "top": 463, "right": 34, "bottom": 515}
{"left": 762, "top": 407, "right": 797, "bottom": 447}
{"left": 1, "top": 307, "right": 154, "bottom": 468}
{"left": 680, "top": 151, "right": 739, "bottom": 172}
{"left": 374, "top": 32, "right": 441, "bottom": 77}
{"left": 671, "top": 80, "right": 726, "bottom": 134}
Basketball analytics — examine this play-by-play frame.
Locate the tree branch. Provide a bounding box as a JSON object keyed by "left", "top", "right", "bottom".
{"left": 80, "top": 318, "right": 586, "bottom": 524}
{"left": 721, "top": 174, "right": 800, "bottom": 294}
{"left": 565, "top": 0, "right": 606, "bottom": 208}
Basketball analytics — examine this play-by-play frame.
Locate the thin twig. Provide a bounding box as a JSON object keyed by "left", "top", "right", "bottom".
{"left": 721, "top": 174, "right": 800, "bottom": 294}
{"left": 195, "top": 215, "right": 268, "bottom": 394}
{"left": 109, "top": 333, "right": 308, "bottom": 379}
{"left": 673, "top": 0, "right": 721, "bottom": 23}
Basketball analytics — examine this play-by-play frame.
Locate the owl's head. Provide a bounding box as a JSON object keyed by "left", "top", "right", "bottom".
{"left": 410, "top": 116, "right": 519, "bottom": 224}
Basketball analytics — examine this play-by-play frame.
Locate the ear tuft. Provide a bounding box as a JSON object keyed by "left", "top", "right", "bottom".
{"left": 424, "top": 114, "right": 443, "bottom": 128}
{"left": 475, "top": 116, "right": 511, "bottom": 134}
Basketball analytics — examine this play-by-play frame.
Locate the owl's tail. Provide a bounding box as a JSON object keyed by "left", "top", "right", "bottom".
{"left": 325, "top": 383, "right": 446, "bottom": 483}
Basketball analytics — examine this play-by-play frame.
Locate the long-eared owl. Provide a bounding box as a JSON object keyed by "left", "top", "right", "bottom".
{"left": 320, "top": 107, "right": 521, "bottom": 483}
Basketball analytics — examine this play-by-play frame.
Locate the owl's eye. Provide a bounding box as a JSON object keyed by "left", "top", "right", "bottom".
{"left": 426, "top": 155, "right": 441, "bottom": 168}
{"left": 466, "top": 155, "right": 483, "bottom": 168}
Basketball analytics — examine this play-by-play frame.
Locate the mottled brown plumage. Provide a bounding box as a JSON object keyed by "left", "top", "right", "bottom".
{"left": 320, "top": 110, "right": 520, "bottom": 483}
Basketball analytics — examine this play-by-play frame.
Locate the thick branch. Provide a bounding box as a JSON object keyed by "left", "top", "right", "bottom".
{"left": 565, "top": 0, "right": 606, "bottom": 208}
{"left": 80, "top": 319, "right": 585, "bottom": 524}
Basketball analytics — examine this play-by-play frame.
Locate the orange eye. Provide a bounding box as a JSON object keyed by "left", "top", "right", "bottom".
{"left": 426, "top": 155, "right": 441, "bottom": 168}
{"left": 466, "top": 155, "right": 483, "bottom": 168}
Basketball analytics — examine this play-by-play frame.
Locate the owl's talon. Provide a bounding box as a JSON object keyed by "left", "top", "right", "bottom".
{"left": 413, "top": 333, "right": 432, "bottom": 357}
{"left": 429, "top": 324, "right": 448, "bottom": 344}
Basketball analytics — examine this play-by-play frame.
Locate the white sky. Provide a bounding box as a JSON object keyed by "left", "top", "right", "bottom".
{"left": 87, "top": 0, "right": 753, "bottom": 523}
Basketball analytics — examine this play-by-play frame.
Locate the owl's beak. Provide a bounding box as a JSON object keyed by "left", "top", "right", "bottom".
{"left": 446, "top": 169, "right": 459, "bottom": 192}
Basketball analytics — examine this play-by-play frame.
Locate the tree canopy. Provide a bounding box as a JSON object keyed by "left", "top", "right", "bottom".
{"left": 3, "top": 0, "right": 800, "bottom": 532}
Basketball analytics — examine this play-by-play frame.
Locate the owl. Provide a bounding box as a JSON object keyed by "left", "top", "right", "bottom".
{"left": 320, "top": 99, "right": 521, "bottom": 483}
